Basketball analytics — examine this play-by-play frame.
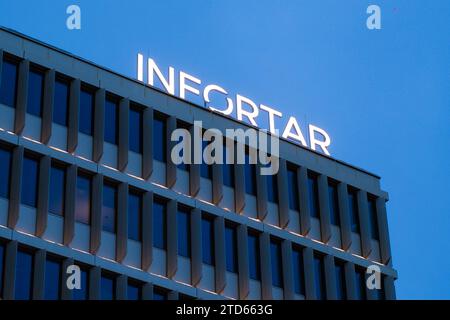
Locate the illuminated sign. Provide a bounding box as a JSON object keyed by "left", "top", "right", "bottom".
{"left": 137, "top": 54, "right": 331, "bottom": 156}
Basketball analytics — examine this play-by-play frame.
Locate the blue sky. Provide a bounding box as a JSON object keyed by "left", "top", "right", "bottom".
{"left": 1, "top": 0, "right": 449, "bottom": 299}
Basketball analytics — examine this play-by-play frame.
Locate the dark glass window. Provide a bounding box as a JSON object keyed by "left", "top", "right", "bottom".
{"left": 0, "top": 243, "right": 4, "bottom": 299}
{"left": 128, "top": 191, "right": 142, "bottom": 241}
{"left": 0, "top": 148, "right": 12, "bottom": 198}
{"left": 177, "top": 207, "right": 191, "bottom": 257}
{"left": 355, "top": 269, "right": 367, "bottom": 300}
{"left": 153, "top": 117, "right": 166, "bottom": 162}
{"left": 200, "top": 141, "right": 212, "bottom": 179}
{"left": 368, "top": 197, "right": 380, "bottom": 240}
{"left": 21, "top": 156, "right": 39, "bottom": 207}
{"left": 73, "top": 267, "right": 88, "bottom": 300}
{"left": 44, "top": 258, "right": 61, "bottom": 300}
{"left": 248, "top": 233, "right": 261, "bottom": 280}
{"left": 101, "top": 274, "right": 115, "bottom": 300}
{"left": 328, "top": 181, "right": 340, "bottom": 226}
{"left": 49, "top": 165, "right": 65, "bottom": 216}
{"left": 129, "top": 107, "right": 142, "bottom": 153}
{"left": 287, "top": 166, "right": 299, "bottom": 210}
{"left": 267, "top": 174, "right": 278, "bottom": 203}
{"left": 15, "top": 250, "right": 33, "bottom": 300}
{"left": 75, "top": 174, "right": 91, "bottom": 224}
{"left": 79, "top": 89, "right": 94, "bottom": 135}
{"left": 335, "top": 262, "right": 347, "bottom": 300}
{"left": 374, "top": 276, "right": 385, "bottom": 300}
{"left": 102, "top": 183, "right": 117, "bottom": 233}
{"left": 348, "top": 188, "right": 360, "bottom": 233}
{"left": 153, "top": 200, "right": 166, "bottom": 249}
{"left": 225, "top": 225, "right": 238, "bottom": 273}
{"left": 127, "top": 282, "right": 141, "bottom": 300}
{"left": 104, "top": 97, "right": 118, "bottom": 144}
{"left": 201, "top": 217, "right": 214, "bottom": 265}
{"left": 53, "top": 79, "right": 69, "bottom": 126}
{"left": 313, "top": 254, "right": 326, "bottom": 300}
{"left": 270, "top": 240, "right": 283, "bottom": 287}
{"left": 244, "top": 153, "right": 257, "bottom": 195}
{"left": 308, "top": 172, "right": 320, "bottom": 218}
{"left": 223, "top": 143, "right": 234, "bottom": 187}
{"left": 0, "top": 59, "right": 18, "bottom": 107}
{"left": 292, "top": 248, "right": 305, "bottom": 295}
{"left": 27, "top": 69, "right": 44, "bottom": 117}
{"left": 153, "top": 289, "right": 166, "bottom": 300}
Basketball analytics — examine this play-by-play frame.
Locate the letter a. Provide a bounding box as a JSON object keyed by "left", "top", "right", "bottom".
{"left": 66, "top": 5, "right": 81, "bottom": 30}
{"left": 366, "top": 5, "right": 381, "bottom": 30}
{"left": 66, "top": 264, "right": 81, "bottom": 290}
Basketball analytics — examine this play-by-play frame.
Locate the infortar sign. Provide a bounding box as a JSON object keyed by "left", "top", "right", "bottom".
{"left": 137, "top": 54, "right": 332, "bottom": 156}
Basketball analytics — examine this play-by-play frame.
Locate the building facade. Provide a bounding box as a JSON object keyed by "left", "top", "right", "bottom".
{"left": 0, "top": 27, "right": 397, "bottom": 300}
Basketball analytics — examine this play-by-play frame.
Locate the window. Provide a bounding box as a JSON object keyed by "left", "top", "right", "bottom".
{"left": 127, "top": 281, "right": 141, "bottom": 300}
{"left": 335, "top": 261, "right": 346, "bottom": 300}
{"left": 44, "top": 257, "right": 61, "bottom": 300}
{"left": 374, "top": 275, "right": 385, "bottom": 300}
{"left": 73, "top": 267, "right": 88, "bottom": 300}
{"left": 248, "top": 233, "right": 261, "bottom": 280}
{"left": 313, "top": 254, "right": 326, "bottom": 300}
{"left": 287, "top": 166, "right": 299, "bottom": 210}
{"left": 27, "top": 69, "right": 44, "bottom": 117}
{"left": 355, "top": 268, "right": 366, "bottom": 300}
{"left": 49, "top": 165, "right": 65, "bottom": 216}
{"left": 307, "top": 172, "right": 319, "bottom": 218}
{"left": 79, "top": 89, "right": 94, "bottom": 135}
{"left": 128, "top": 191, "right": 142, "bottom": 241}
{"left": 368, "top": 196, "right": 380, "bottom": 240}
{"left": 21, "top": 156, "right": 39, "bottom": 207}
{"left": 0, "top": 59, "right": 18, "bottom": 107}
{"left": 0, "top": 147, "right": 12, "bottom": 198}
{"left": 153, "top": 116, "right": 166, "bottom": 162}
{"left": 328, "top": 180, "right": 340, "bottom": 226}
{"left": 53, "top": 79, "right": 69, "bottom": 126}
{"left": 102, "top": 182, "right": 117, "bottom": 233}
{"left": 200, "top": 140, "right": 212, "bottom": 179}
{"left": 0, "top": 243, "right": 4, "bottom": 299}
{"left": 153, "top": 288, "right": 166, "bottom": 300}
{"left": 177, "top": 207, "right": 191, "bottom": 257}
{"left": 225, "top": 225, "right": 238, "bottom": 273}
{"left": 104, "top": 97, "right": 118, "bottom": 144}
{"left": 75, "top": 174, "right": 91, "bottom": 224}
{"left": 129, "top": 106, "right": 143, "bottom": 153}
{"left": 244, "top": 153, "right": 257, "bottom": 195}
{"left": 292, "top": 247, "right": 305, "bottom": 295}
{"left": 101, "top": 274, "right": 116, "bottom": 300}
{"left": 201, "top": 217, "right": 214, "bottom": 265}
{"left": 270, "top": 240, "right": 283, "bottom": 287}
{"left": 223, "top": 143, "right": 234, "bottom": 187}
{"left": 153, "top": 199, "right": 166, "bottom": 249}
{"left": 348, "top": 188, "right": 360, "bottom": 233}
{"left": 267, "top": 173, "right": 278, "bottom": 203}
{"left": 15, "top": 249, "right": 33, "bottom": 300}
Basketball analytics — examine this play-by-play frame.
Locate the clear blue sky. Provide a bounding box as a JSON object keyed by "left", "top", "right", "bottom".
{"left": 1, "top": 0, "right": 449, "bottom": 299}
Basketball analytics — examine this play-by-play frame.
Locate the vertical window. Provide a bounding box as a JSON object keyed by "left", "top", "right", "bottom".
{"left": 270, "top": 240, "right": 283, "bottom": 287}
{"left": 73, "top": 267, "right": 88, "bottom": 300}
{"left": 27, "top": 69, "right": 44, "bottom": 117}
{"left": 21, "top": 156, "right": 39, "bottom": 207}
{"left": 287, "top": 166, "right": 299, "bottom": 210}
{"left": 223, "top": 143, "right": 234, "bottom": 187}
{"left": 0, "top": 148, "right": 12, "bottom": 198}
{"left": 201, "top": 217, "right": 214, "bottom": 265}
{"left": 313, "top": 254, "right": 326, "bottom": 300}
{"left": 101, "top": 274, "right": 116, "bottom": 300}
{"left": 44, "top": 258, "right": 61, "bottom": 300}
{"left": 15, "top": 249, "right": 33, "bottom": 300}
{"left": 102, "top": 182, "right": 117, "bottom": 233}
{"left": 248, "top": 233, "right": 261, "bottom": 280}
{"left": 0, "top": 59, "right": 18, "bottom": 107}
{"left": 292, "top": 247, "right": 305, "bottom": 295}
{"left": 355, "top": 269, "right": 367, "bottom": 300}
{"left": 129, "top": 106, "right": 142, "bottom": 153}
{"left": 53, "top": 79, "right": 69, "bottom": 126}
{"left": 0, "top": 243, "right": 4, "bottom": 299}
{"left": 153, "top": 289, "right": 167, "bottom": 300}
{"left": 348, "top": 188, "right": 360, "bottom": 233}
{"left": 225, "top": 225, "right": 238, "bottom": 273}
{"left": 267, "top": 174, "right": 278, "bottom": 203}
{"left": 127, "top": 281, "right": 141, "bottom": 300}
{"left": 49, "top": 165, "right": 65, "bottom": 216}
{"left": 308, "top": 172, "right": 319, "bottom": 218}
{"left": 244, "top": 153, "right": 257, "bottom": 195}
{"left": 153, "top": 199, "right": 166, "bottom": 249}
{"left": 104, "top": 97, "right": 118, "bottom": 144}
{"left": 368, "top": 196, "right": 380, "bottom": 240}
{"left": 177, "top": 207, "right": 191, "bottom": 257}
{"left": 79, "top": 89, "right": 94, "bottom": 135}
{"left": 328, "top": 180, "right": 340, "bottom": 226}
{"left": 75, "top": 174, "right": 91, "bottom": 224}
{"left": 153, "top": 117, "right": 166, "bottom": 162}
{"left": 128, "top": 191, "right": 142, "bottom": 241}
{"left": 335, "top": 261, "right": 347, "bottom": 300}
{"left": 200, "top": 140, "right": 212, "bottom": 179}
